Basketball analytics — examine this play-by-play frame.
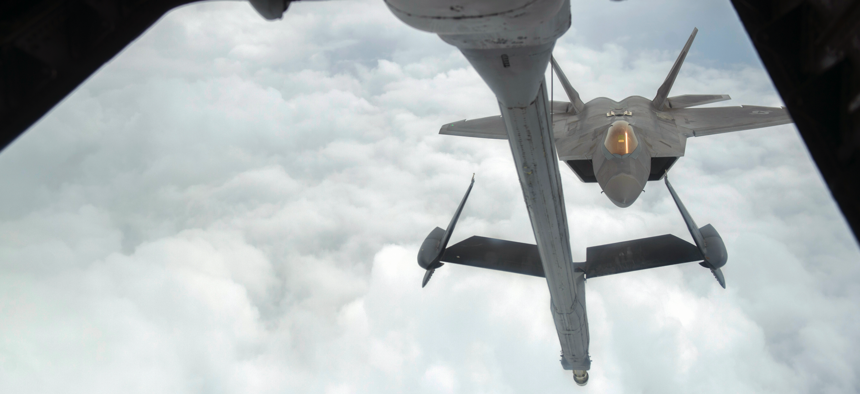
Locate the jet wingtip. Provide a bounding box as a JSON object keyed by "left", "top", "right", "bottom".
{"left": 439, "top": 120, "right": 467, "bottom": 135}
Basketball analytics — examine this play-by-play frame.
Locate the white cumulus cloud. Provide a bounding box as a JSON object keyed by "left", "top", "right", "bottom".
{"left": 0, "top": 0, "right": 858, "bottom": 393}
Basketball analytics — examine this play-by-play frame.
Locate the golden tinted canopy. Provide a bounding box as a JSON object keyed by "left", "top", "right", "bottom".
{"left": 604, "top": 121, "right": 638, "bottom": 155}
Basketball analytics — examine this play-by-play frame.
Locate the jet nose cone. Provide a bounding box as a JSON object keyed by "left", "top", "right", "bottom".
{"left": 604, "top": 174, "right": 643, "bottom": 208}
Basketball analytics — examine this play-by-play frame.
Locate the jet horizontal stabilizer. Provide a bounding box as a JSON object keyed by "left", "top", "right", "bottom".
{"left": 440, "top": 116, "right": 507, "bottom": 140}
{"left": 440, "top": 107, "right": 571, "bottom": 140}
{"left": 439, "top": 234, "right": 705, "bottom": 279}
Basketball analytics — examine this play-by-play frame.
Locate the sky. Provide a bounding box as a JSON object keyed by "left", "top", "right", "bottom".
{"left": 1, "top": 0, "right": 859, "bottom": 393}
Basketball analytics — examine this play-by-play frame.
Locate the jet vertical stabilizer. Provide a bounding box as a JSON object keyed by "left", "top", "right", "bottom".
{"left": 653, "top": 28, "right": 698, "bottom": 110}
{"left": 550, "top": 56, "right": 585, "bottom": 114}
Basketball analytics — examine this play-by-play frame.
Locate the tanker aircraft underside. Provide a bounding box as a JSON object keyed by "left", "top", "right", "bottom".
{"left": 385, "top": 0, "right": 789, "bottom": 386}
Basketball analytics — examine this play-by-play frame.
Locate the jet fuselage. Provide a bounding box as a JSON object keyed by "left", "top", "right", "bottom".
{"left": 570, "top": 96, "right": 666, "bottom": 207}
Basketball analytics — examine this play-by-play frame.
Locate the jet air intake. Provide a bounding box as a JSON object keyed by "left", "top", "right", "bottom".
{"left": 592, "top": 121, "right": 651, "bottom": 207}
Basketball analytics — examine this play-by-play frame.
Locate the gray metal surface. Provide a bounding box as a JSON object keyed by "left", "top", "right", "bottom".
{"left": 665, "top": 174, "right": 706, "bottom": 253}
{"left": 666, "top": 94, "right": 732, "bottom": 109}
{"left": 392, "top": 0, "right": 746, "bottom": 378}
{"left": 387, "top": 0, "right": 591, "bottom": 372}
{"left": 673, "top": 106, "right": 794, "bottom": 136}
{"left": 440, "top": 234, "right": 704, "bottom": 279}
{"left": 441, "top": 236, "right": 545, "bottom": 277}
{"left": 496, "top": 79, "right": 591, "bottom": 370}
{"left": 440, "top": 116, "right": 507, "bottom": 140}
{"left": 653, "top": 28, "right": 699, "bottom": 110}
{"left": 582, "top": 235, "right": 703, "bottom": 278}
{"left": 550, "top": 56, "right": 584, "bottom": 114}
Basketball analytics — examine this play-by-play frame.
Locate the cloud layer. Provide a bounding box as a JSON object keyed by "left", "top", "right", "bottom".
{"left": 1, "top": 1, "right": 858, "bottom": 393}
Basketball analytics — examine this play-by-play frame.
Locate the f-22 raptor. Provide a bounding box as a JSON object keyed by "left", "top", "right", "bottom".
{"left": 441, "top": 28, "right": 792, "bottom": 207}
{"left": 386, "top": 0, "right": 792, "bottom": 386}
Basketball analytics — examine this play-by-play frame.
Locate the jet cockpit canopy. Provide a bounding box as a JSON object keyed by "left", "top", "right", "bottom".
{"left": 604, "top": 121, "right": 638, "bottom": 156}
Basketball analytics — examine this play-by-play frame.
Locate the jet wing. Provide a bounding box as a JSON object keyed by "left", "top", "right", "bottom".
{"left": 671, "top": 105, "right": 792, "bottom": 137}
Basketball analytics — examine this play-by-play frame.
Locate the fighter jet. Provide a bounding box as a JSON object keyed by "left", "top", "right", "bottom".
{"left": 440, "top": 28, "right": 793, "bottom": 207}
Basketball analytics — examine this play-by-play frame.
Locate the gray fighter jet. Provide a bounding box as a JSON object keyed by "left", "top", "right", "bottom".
{"left": 386, "top": 0, "right": 779, "bottom": 385}
{"left": 440, "top": 28, "right": 793, "bottom": 207}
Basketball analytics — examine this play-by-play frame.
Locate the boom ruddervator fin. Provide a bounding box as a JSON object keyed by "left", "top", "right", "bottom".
{"left": 653, "top": 27, "right": 698, "bottom": 110}
{"left": 664, "top": 172, "right": 728, "bottom": 288}
{"left": 417, "top": 175, "right": 727, "bottom": 288}
{"left": 550, "top": 56, "right": 585, "bottom": 115}
{"left": 439, "top": 233, "right": 703, "bottom": 279}
{"left": 417, "top": 174, "right": 475, "bottom": 288}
